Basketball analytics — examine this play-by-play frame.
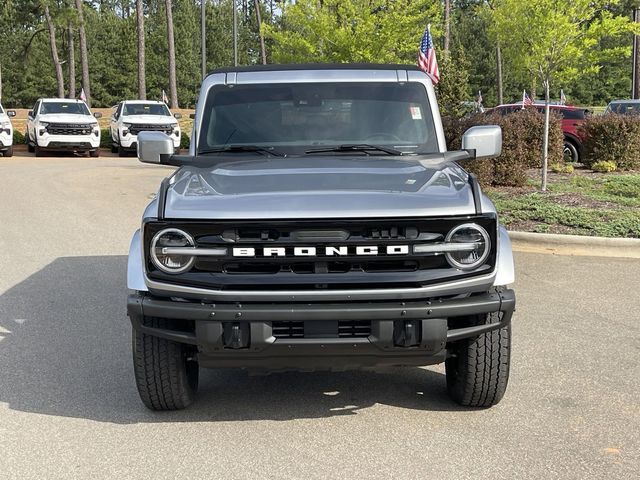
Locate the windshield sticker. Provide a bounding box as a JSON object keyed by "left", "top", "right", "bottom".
{"left": 410, "top": 106, "right": 422, "bottom": 120}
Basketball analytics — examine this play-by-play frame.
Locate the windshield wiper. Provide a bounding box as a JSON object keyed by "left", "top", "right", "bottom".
{"left": 305, "top": 144, "right": 404, "bottom": 156}
{"left": 198, "top": 145, "right": 286, "bottom": 157}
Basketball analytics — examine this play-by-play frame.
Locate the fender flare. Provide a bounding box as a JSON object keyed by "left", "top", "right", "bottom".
{"left": 494, "top": 225, "right": 515, "bottom": 286}
{"left": 127, "top": 229, "right": 148, "bottom": 292}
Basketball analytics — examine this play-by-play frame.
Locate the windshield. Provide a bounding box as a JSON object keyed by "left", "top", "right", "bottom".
{"left": 40, "top": 101, "right": 90, "bottom": 115}
{"left": 198, "top": 82, "right": 438, "bottom": 155}
{"left": 607, "top": 102, "right": 640, "bottom": 115}
{"left": 123, "top": 103, "right": 171, "bottom": 116}
{"left": 0, "top": 105, "right": 4, "bottom": 114}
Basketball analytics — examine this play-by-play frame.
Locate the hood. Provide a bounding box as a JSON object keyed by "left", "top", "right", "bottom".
{"left": 38, "top": 113, "right": 97, "bottom": 124}
{"left": 122, "top": 115, "right": 177, "bottom": 125}
{"left": 163, "top": 156, "right": 475, "bottom": 219}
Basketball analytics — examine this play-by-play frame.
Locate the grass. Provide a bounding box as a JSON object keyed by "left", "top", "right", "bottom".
{"left": 486, "top": 173, "right": 640, "bottom": 238}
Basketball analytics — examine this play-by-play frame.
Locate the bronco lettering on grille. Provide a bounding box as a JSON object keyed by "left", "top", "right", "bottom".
{"left": 232, "top": 245, "right": 410, "bottom": 257}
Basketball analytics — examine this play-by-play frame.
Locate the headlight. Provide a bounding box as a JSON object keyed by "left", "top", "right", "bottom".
{"left": 150, "top": 228, "right": 196, "bottom": 274}
{"left": 39, "top": 122, "right": 49, "bottom": 128}
{"left": 89, "top": 122, "right": 98, "bottom": 128}
{"left": 123, "top": 123, "right": 132, "bottom": 128}
{"left": 444, "top": 223, "right": 490, "bottom": 270}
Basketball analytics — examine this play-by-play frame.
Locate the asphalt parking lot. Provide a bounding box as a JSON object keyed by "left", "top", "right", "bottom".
{"left": 0, "top": 153, "right": 638, "bottom": 479}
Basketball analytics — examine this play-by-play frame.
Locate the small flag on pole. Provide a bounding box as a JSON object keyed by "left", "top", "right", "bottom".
{"left": 418, "top": 24, "right": 440, "bottom": 85}
{"left": 162, "top": 90, "right": 169, "bottom": 105}
{"left": 79, "top": 88, "right": 87, "bottom": 102}
{"left": 522, "top": 90, "right": 533, "bottom": 108}
{"left": 560, "top": 89, "right": 567, "bottom": 105}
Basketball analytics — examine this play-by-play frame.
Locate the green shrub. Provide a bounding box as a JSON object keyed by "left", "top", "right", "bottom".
{"left": 591, "top": 160, "right": 617, "bottom": 173}
{"left": 581, "top": 115, "right": 640, "bottom": 170}
{"left": 99, "top": 128, "right": 111, "bottom": 149}
{"left": 180, "top": 132, "right": 190, "bottom": 150}
{"left": 444, "top": 108, "right": 564, "bottom": 187}
{"left": 550, "top": 162, "right": 574, "bottom": 174}
{"left": 13, "top": 130, "right": 25, "bottom": 145}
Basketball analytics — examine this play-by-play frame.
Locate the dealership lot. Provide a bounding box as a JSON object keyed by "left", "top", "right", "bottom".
{"left": 0, "top": 153, "right": 638, "bottom": 479}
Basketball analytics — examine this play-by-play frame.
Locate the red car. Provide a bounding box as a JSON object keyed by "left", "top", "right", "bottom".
{"left": 489, "top": 104, "right": 588, "bottom": 162}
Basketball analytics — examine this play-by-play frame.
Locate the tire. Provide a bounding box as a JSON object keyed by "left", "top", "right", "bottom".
{"left": 34, "top": 144, "right": 46, "bottom": 157}
{"left": 563, "top": 140, "right": 579, "bottom": 162}
{"left": 111, "top": 143, "right": 118, "bottom": 154}
{"left": 132, "top": 316, "right": 199, "bottom": 411}
{"left": 27, "top": 136, "right": 35, "bottom": 153}
{"left": 118, "top": 144, "right": 127, "bottom": 157}
{"left": 445, "top": 311, "right": 511, "bottom": 408}
{"left": 89, "top": 149, "right": 100, "bottom": 158}
{"left": 5, "top": 145, "right": 13, "bottom": 157}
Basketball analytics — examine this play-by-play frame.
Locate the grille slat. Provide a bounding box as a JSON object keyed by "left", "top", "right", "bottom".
{"left": 129, "top": 124, "right": 174, "bottom": 135}
{"left": 46, "top": 123, "right": 94, "bottom": 136}
{"left": 271, "top": 321, "right": 371, "bottom": 339}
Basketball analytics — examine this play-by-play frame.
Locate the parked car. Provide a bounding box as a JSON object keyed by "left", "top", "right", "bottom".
{"left": 26, "top": 98, "right": 102, "bottom": 157}
{"left": 126, "top": 64, "right": 516, "bottom": 411}
{"left": 110, "top": 100, "right": 181, "bottom": 156}
{"left": 489, "top": 103, "right": 588, "bottom": 162}
{"left": 604, "top": 99, "right": 640, "bottom": 115}
{"left": 0, "top": 104, "right": 16, "bottom": 157}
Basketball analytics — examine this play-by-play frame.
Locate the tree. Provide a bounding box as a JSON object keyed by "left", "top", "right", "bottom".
{"left": 74, "top": 0, "right": 91, "bottom": 105}
{"left": 136, "top": 0, "right": 146, "bottom": 99}
{"left": 263, "top": 0, "right": 441, "bottom": 64}
{"left": 489, "top": 0, "right": 637, "bottom": 190}
{"left": 43, "top": 3, "right": 65, "bottom": 98}
{"left": 165, "top": 0, "right": 178, "bottom": 108}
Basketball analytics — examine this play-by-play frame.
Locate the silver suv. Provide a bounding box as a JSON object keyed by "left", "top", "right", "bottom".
{"left": 127, "top": 64, "right": 516, "bottom": 411}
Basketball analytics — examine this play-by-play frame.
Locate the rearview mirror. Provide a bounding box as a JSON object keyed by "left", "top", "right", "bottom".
{"left": 173, "top": 112, "right": 182, "bottom": 119}
{"left": 138, "top": 131, "right": 175, "bottom": 164}
{"left": 462, "top": 125, "right": 502, "bottom": 159}
{"left": 28, "top": 110, "right": 34, "bottom": 118}
{"left": 94, "top": 112, "right": 103, "bottom": 119}
{"left": 7, "top": 110, "right": 16, "bottom": 117}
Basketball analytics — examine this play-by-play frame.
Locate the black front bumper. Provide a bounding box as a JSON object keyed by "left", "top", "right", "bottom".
{"left": 127, "top": 289, "right": 515, "bottom": 369}
{"left": 41, "top": 141, "right": 96, "bottom": 151}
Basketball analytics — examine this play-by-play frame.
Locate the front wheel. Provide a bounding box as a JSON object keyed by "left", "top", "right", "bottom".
{"left": 89, "top": 149, "right": 100, "bottom": 158}
{"left": 3, "top": 146, "right": 13, "bottom": 157}
{"left": 34, "top": 144, "right": 46, "bottom": 157}
{"left": 132, "top": 316, "right": 199, "bottom": 411}
{"left": 563, "top": 140, "right": 579, "bottom": 162}
{"left": 445, "top": 311, "right": 511, "bottom": 407}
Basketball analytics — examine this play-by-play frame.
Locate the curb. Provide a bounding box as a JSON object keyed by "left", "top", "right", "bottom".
{"left": 508, "top": 231, "right": 640, "bottom": 258}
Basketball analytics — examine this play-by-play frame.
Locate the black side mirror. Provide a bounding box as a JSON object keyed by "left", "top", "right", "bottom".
{"left": 28, "top": 110, "right": 34, "bottom": 118}
{"left": 7, "top": 110, "right": 16, "bottom": 117}
{"left": 189, "top": 113, "right": 196, "bottom": 119}
{"left": 94, "top": 112, "right": 103, "bottom": 119}
{"left": 173, "top": 112, "right": 182, "bottom": 119}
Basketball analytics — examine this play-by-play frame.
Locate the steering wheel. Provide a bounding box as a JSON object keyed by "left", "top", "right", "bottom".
{"left": 364, "top": 133, "right": 402, "bottom": 142}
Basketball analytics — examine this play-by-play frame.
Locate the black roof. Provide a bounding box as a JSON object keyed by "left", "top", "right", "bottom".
{"left": 207, "top": 63, "right": 421, "bottom": 76}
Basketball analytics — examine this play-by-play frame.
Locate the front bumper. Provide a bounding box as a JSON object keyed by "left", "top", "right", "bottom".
{"left": 127, "top": 289, "right": 515, "bottom": 369}
{"left": 38, "top": 134, "right": 100, "bottom": 150}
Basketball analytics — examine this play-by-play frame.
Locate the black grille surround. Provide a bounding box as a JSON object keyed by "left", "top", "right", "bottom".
{"left": 144, "top": 216, "right": 498, "bottom": 292}
{"left": 46, "top": 123, "right": 94, "bottom": 136}
{"left": 129, "top": 124, "right": 174, "bottom": 135}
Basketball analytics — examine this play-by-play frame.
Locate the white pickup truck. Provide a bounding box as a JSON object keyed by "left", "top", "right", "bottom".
{"left": 110, "top": 100, "right": 181, "bottom": 156}
{"left": 26, "top": 98, "right": 102, "bottom": 157}
{"left": 0, "top": 104, "right": 16, "bottom": 157}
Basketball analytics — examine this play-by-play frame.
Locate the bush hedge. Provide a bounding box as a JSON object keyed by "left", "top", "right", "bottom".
{"left": 100, "top": 128, "right": 112, "bottom": 149}
{"left": 581, "top": 115, "right": 640, "bottom": 170}
{"left": 443, "top": 108, "right": 564, "bottom": 186}
{"left": 180, "top": 132, "right": 190, "bottom": 150}
{"left": 13, "top": 129, "right": 25, "bottom": 145}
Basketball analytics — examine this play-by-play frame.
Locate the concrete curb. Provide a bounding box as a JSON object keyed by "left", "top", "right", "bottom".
{"left": 508, "top": 231, "right": 640, "bottom": 258}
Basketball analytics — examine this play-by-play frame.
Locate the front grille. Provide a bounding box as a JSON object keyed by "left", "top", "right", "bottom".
{"left": 129, "top": 124, "right": 173, "bottom": 135}
{"left": 46, "top": 123, "right": 93, "bottom": 135}
{"left": 145, "top": 217, "right": 498, "bottom": 290}
{"left": 271, "top": 321, "right": 371, "bottom": 338}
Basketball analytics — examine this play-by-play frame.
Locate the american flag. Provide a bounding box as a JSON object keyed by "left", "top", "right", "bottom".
{"left": 560, "top": 89, "right": 567, "bottom": 105}
{"left": 522, "top": 90, "right": 533, "bottom": 107}
{"left": 418, "top": 24, "right": 439, "bottom": 85}
{"left": 79, "top": 88, "right": 87, "bottom": 102}
{"left": 162, "top": 89, "right": 169, "bottom": 105}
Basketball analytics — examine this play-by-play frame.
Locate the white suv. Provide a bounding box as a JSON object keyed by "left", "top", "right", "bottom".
{"left": 110, "top": 100, "right": 181, "bottom": 156}
{"left": 26, "top": 98, "right": 102, "bottom": 157}
{"left": 0, "top": 104, "right": 16, "bottom": 157}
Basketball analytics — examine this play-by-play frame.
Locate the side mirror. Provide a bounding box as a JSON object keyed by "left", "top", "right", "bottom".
{"left": 28, "top": 110, "right": 34, "bottom": 118}
{"left": 94, "top": 112, "right": 103, "bottom": 119}
{"left": 7, "top": 110, "right": 16, "bottom": 117}
{"left": 173, "top": 112, "right": 182, "bottom": 119}
{"left": 138, "top": 131, "right": 175, "bottom": 164}
{"left": 189, "top": 113, "right": 196, "bottom": 119}
{"left": 462, "top": 125, "right": 502, "bottom": 159}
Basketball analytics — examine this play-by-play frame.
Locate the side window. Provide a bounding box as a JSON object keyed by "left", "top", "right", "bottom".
{"left": 115, "top": 103, "right": 122, "bottom": 119}
{"left": 32, "top": 101, "right": 40, "bottom": 117}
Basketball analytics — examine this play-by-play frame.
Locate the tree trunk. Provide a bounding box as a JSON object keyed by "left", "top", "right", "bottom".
{"left": 233, "top": 0, "right": 238, "bottom": 66}
{"left": 165, "top": 0, "right": 178, "bottom": 108}
{"left": 68, "top": 25, "right": 76, "bottom": 98}
{"left": 254, "top": 0, "right": 266, "bottom": 64}
{"left": 44, "top": 5, "right": 65, "bottom": 98}
{"left": 541, "top": 79, "right": 550, "bottom": 192}
{"left": 633, "top": 8, "right": 640, "bottom": 99}
{"left": 496, "top": 43, "right": 503, "bottom": 105}
{"left": 136, "top": 0, "right": 146, "bottom": 99}
{"left": 201, "top": 0, "right": 206, "bottom": 80}
{"left": 74, "top": 0, "right": 91, "bottom": 106}
{"left": 444, "top": 0, "right": 450, "bottom": 53}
